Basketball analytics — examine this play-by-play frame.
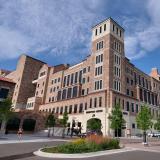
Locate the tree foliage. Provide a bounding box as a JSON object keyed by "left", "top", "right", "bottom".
{"left": 46, "top": 114, "right": 56, "bottom": 128}
{"left": 136, "top": 105, "right": 152, "bottom": 131}
{"left": 60, "top": 111, "right": 68, "bottom": 128}
{"left": 60, "top": 111, "right": 68, "bottom": 138}
{"left": 0, "top": 99, "right": 13, "bottom": 122}
{"left": 154, "top": 116, "right": 160, "bottom": 132}
{"left": 0, "top": 99, "right": 14, "bottom": 132}
{"left": 108, "top": 103, "right": 125, "bottom": 132}
{"left": 87, "top": 118, "right": 102, "bottom": 131}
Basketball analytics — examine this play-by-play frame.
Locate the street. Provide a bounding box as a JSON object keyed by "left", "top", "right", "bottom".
{"left": 0, "top": 136, "right": 160, "bottom": 160}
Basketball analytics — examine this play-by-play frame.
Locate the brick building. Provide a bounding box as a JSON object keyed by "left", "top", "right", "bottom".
{"left": 6, "top": 55, "right": 46, "bottom": 110}
{"left": 2, "top": 17, "right": 160, "bottom": 136}
{"left": 0, "top": 77, "right": 15, "bottom": 101}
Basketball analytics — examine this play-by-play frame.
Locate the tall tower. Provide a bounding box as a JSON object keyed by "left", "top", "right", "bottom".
{"left": 91, "top": 17, "right": 125, "bottom": 108}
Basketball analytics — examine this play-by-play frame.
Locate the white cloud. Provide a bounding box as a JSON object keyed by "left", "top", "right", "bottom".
{"left": 124, "top": 0, "right": 160, "bottom": 60}
{"left": 0, "top": 26, "right": 32, "bottom": 59}
{"left": 0, "top": 0, "right": 106, "bottom": 61}
{"left": 0, "top": 0, "right": 159, "bottom": 63}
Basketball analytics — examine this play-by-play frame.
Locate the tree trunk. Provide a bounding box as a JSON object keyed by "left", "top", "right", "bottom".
{"left": 117, "top": 128, "right": 119, "bottom": 138}
{"left": 143, "top": 131, "right": 148, "bottom": 145}
{"left": 62, "top": 127, "right": 65, "bottom": 138}
{"left": 0, "top": 120, "right": 6, "bottom": 134}
{"left": 52, "top": 127, "right": 54, "bottom": 137}
{"left": 48, "top": 128, "right": 51, "bottom": 137}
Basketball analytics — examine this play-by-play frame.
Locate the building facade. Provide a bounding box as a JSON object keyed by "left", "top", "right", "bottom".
{"left": 5, "top": 55, "right": 46, "bottom": 110}
{"left": 0, "top": 77, "right": 15, "bottom": 101}
{"left": 2, "top": 17, "right": 160, "bottom": 136}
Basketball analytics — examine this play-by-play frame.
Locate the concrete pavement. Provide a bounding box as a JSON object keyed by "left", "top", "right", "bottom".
{"left": 0, "top": 135, "right": 160, "bottom": 160}
{"left": 9, "top": 151, "right": 160, "bottom": 160}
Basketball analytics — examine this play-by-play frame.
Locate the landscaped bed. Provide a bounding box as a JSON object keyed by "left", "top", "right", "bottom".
{"left": 42, "top": 135, "right": 120, "bottom": 154}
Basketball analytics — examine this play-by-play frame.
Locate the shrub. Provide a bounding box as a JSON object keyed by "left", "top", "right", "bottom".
{"left": 42, "top": 135, "right": 120, "bottom": 154}
{"left": 72, "top": 138, "right": 86, "bottom": 145}
{"left": 108, "top": 139, "right": 120, "bottom": 149}
{"left": 100, "top": 138, "right": 120, "bottom": 150}
{"left": 87, "top": 135, "right": 111, "bottom": 145}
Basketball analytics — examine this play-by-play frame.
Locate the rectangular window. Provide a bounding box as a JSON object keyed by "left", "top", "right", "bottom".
{"left": 136, "top": 104, "right": 139, "bottom": 113}
{"left": 56, "top": 107, "right": 59, "bottom": 114}
{"left": 72, "top": 86, "right": 78, "bottom": 98}
{"left": 83, "top": 68, "right": 86, "bottom": 74}
{"left": 95, "top": 80, "right": 103, "bottom": 90}
{"left": 74, "top": 104, "right": 77, "bottom": 113}
{"left": 82, "top": 78, "right": 85, "bottom": 84}
{"left": 140, "top": 88, "right": 143, "bottom": 101}
{"left": 120, "top": 30, "right": 122, "bottom": 37}
{"left": 79, "top": 70, "right": 82, "bottom": 83}
{"left": 131, "top": 103, "right": 134, "bottom": 112}
{"left": 67, "top": 88, "right": 72, "bottom": 99}
{"left": 0, "top": 88, "right": 9, "bottom": 99}
{"left": 95, "top": 29, "right": 97, "bottom": 36}
{"left": 99, "top": 97, "right": 102, "bottom": 107}
{"left": 100, "top": 26, "right": 102, "bottom": 33}
{"left": 101, "top": 54, "right": 103, "bottom": 62}
{"left": 132, "top": 123, "right": 135, "bottom": 129}
{"left": 85, "top": 103, "right": 87, "bottom": 110}
{"left": 104, "top": 24, "right": 106, "bottom": 31}
{"left": 126, "top": 89, "right": 130, "bottom": 96}
{"left": 63, "top": 76, "right": 67, "bottom": 87}
{"left": 65, "top": 106, "right": 68, "bottom": 113}
{"left": 69, "top": 105, "right": 72, "bottom": 114}
{"left": 79, "top": 103, "right": 83, "bottom": 113}
{"left": 60, "top": 107, "right": 63, "bottom": 114}
{"left": 75, "top": 72, "right": 78, "bottom": 84}
{"left": 126, "top": 101, "right": 130, "bottom": 111}
{"left": 67, "top": 75, "right": 70, "bottom": 86}
{"left": 90, "top": 98, "right": 92, "bottom": 108}
{"left": 94, "top": 98, "right": 97, "bottom": 108}
{"left": 144, "top": 90, "right": 147, "bottom": 102}
{"left": 71, "top": 73, "right": 74, "bottom": 85}
{"left": 96, "top": 41, "right": 103, "bottom": 51}
{"left": 95, "top": 66, "right": 103, "bottom": 76}
{"left": 148, "top": 92, "right": 151, "bottom": 104}
{"left": 81, "top": 89, "right": 85, "bottom": 96}
{"left": 116, "top": 27, "right": 118, "bottom": 34}
{"left": 62, "top": 89, "right": 67, "bottom": 100}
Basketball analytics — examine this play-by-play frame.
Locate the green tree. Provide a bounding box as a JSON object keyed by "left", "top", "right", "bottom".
{"left": 60, "top": 111, "right": 68, "bottom": 138}
{"left": 0, "top": 99, "right": 14, "bottom": 134}
{"left": 45, "top": 114, "right": 56, "bottom": 137}
{"left": 87, "top": 118, "right": 102, "bottom": 132}
{"left": 136, "top": 105, "right": 152, "bottom": 144}
{"left": 154, "top": 116, "right": 160, "bottom": 132}
{"left": 108, "top": 103, "right": 125, "bottom": 137}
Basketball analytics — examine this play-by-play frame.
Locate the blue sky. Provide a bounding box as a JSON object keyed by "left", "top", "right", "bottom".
{"left": 0, "top": 0, "right": 160, "bottom": 74}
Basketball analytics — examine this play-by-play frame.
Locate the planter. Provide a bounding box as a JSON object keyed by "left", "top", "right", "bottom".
{"left": 34, "top": 147, "right": 134, "bottom": 158}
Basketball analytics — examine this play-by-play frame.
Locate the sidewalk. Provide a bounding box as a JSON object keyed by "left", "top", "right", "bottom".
{"left": 0, "top": 133, "right": 71, "bottom": 144}
{"left": 125, "top": 141, "right": 160, "bottom": 153}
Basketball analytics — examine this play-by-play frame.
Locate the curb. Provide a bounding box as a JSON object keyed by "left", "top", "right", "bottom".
{"left": 34, "top": 147, "right": 137, "bottom": 158}
{"left": 0, "top": 139, "right": 70, "bottom": 144}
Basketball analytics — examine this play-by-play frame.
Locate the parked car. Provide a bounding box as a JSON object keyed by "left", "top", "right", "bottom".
{"left": 148, "top": 132, "right": 160, "bottom": 138}
{"left": 79, "top": 130, "right": 103, "bottom": 138}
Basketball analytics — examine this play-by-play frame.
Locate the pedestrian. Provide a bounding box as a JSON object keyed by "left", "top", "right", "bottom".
{"left": 67, "top": 127, "right": 70, "bottom": 135}
{"left": 17, "top": 128, "right": 23, "bottom": 140}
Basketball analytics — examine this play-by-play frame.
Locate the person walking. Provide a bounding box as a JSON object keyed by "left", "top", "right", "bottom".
{"left": 17, "top": 128, "right": 23, "bottom": 140}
